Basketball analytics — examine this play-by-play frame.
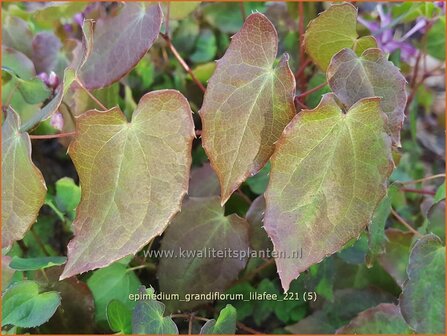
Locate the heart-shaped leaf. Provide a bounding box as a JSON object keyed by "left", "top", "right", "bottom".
{"left": 400, "top": 234, "right": 446, "bottom": 333}
{"left": 132, "top": 287, "right": 178, "bottom": 334}
{"left": 200, "top": 13, "right": 296, "bottom": 205}
{"left": 2, "top": 280, "right": 61, "bottom": 328}
{"left": 79, "top": 3, "right": 162, "bottom": 90}
{"left": 303, "top": 3, "right": 377, "bottom": 70}
{"left": 60, "top": 90, "right": 195, "bottom": 279}
{"left": 265, "top": 94, "right": 393, "bottom": 291}
{"left": 157, "top": 197, "right": 249, "bottom": 310}
{"left": 327, "top": 48, "right": 407, "bottom": 146}
{"left": 2, "top": 109, "right": 47, "bottom": 248}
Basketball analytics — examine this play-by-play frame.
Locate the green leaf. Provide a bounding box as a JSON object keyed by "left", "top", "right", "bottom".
{"left": 132, "top": 287, "right": 178, "bottom": 334}
{"left": 327, "top": 48, "right": 407, "bottom": 146}
{"left": 20, "top": 20, "right": 94, "bottom": 132}
{"left": 166, "top": 2, "right": 201, "bottom": 20}
{"left": 202, "top": 2, "right": 266, "bottom": 33}
{"left": 189, "top": 62, "right": 216, "bottom": 83}
{"left": 353, "top": 36, "right": 378, "bottom": 56}
{"left": 87, "top": 263, "right": 141, "bottom": 322}
{"left": 427, "top": 16, "right": 445, "bottom": 60}
{"left": 218, "top": 282, "right": 255, "bottom": 320}
{"left": 2, "top": 68, "right": 51, "bottom": 104}
{"left": 400, "top": 234, "right": 446, "bottom": 333}
{"left": 304, "top": 3, "right": 359, "bottom": 70}
{"left": 157, "top": 197, "right": 249, "bottom": 310}
{"left": 200, "top": 304, "right": 237, "bottom": 334}
{"left": 367, "top": 196, "right": 392, "bottom": 264}
{"left": 61, "top": 90, "right": 194, "bottom": 279}
{"left": 434, "top": 180, "right": 446, "bottom": 203}
{"left": 9, "top": 256, "right": 67, "bottom": 271}
{"left": 252, "top": 279, "right": 278, "bottom": 325}
{"left": 2, "top": 280, "right": 61, "bottom": 328}
{"left": 265, "top": 94, "right": 393, "bottom": 291}
{"left": 378, "top": 229, "right": 414, "bottom": 287}
{"left": 190, "top": 29, "right": 217, "bottom": 63}
{"left": 79, "top": 3, "right": 162, "bottom": 89}
{"left": 425, "top": 201, "right": 445, "bottom": 243}
{"left": 54, "top": 177, "right": 81, "bottom": 213}
{"left": 200, "top": 13, "right": 296, "bottom": 204}
{"left": 246, "top": 162, "right": 271, "bottom": 195}
{"left": 2, "top": 109, "right": 47, "bottom": 248}
{"left": 337, "top": 303, "right": 412, "bottom": 334}
{"left": 2, "top": 15, "right": 33, "bottom": 57}
{"left": 107, "top": 300, "right": 132, "bottom": 334}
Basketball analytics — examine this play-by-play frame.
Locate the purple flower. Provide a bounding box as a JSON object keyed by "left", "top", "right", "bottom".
{"left": 358, "top": 4, "right": 423, "bottom": 63}
{"left": 50, "top": 112, "right": 64, "bottom": 131}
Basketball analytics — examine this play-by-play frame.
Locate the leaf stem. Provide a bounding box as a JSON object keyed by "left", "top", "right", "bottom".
{"left": 29, "top": 131, "right": 76, "bottom": 140}
{"left": 390, "top": 208, "right": 422, "bottom": 237}
{"left": 296, "top": 81, "right": 327, "bottom": 98}
{"left": 171, "top": 313, "right": 209, "bottom": 322}
{"left": 160, "top": 33, "right": 206, "bottom": 93}
{"left": 75, "top": 78, "right": 108, "bottom": 111}
{"left": 126, "top": 263, "right": 157, "bottom": 273}
{"left": 400, "top": 187, "right": 436, "bottom": 196}
{"left": 398, "top": 174, "right": 446, "bottom": 185}
{"left": 294, "top": 96, "right": 309, "bottom": 110}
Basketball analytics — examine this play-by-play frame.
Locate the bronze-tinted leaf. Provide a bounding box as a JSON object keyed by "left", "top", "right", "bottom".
{"left": 265, "top": 94, "right": 393, "bottom": 291}
{"left": 327, "top": 48, "right": 407, "bottom": 146}
{"left": 336, "top": 303, "right": 412, "bottom": 334}
{"left": 157, "top": 197, "right": 249, "bottom": 310}
{"left": 60, "top": 90, "right": 195, "bottom": 279}
{"left": 2, "top": 109, "right": 47, "bottom": 248}
{"left": 400, "top": 234, "right": 446, "bottom": 333}
{"left": 200, "top": 13, "right": 296, "bottom": 205}
{"left": 79, "top": 3, "right": 162, "bottom": 89}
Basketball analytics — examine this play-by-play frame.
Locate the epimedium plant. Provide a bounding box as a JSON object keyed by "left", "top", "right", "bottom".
{"left": 1, "top": 1, "right": 445, "bottom": 335}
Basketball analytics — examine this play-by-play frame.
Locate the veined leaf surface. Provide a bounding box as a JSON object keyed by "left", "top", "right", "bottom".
{"left": 60, "top": 90, "right": 194, "bottom": 279}
{"left": 79, "top": 3, "right": 162, "bottom": 89}
{"left": 157, "top": 197, "right": 249, "bottom": 310}
{"left": 327, "top": 48, "right": 407, "bottom": 146}
{"left": 2, "top": 109, "right": 47, "bottom": 248}
{"left": 264, "top": 94, "right": 393, "bottom": 291}
{"left": 400, "top": 234, "right": 446, "bottom": 333}
{"left": 304, "top": 3, "right": 360, "bottom": 70}
{"left": 200, "top": 13, "right": 296, "bottom": 205}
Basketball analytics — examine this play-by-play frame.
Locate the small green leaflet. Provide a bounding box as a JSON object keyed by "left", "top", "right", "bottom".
{"left": 107, "top": 300, "right": 132, "bottom": 334}
{"left": 2, "top": 280, "right": 61, "bottom": 328}
{"left": 132, "top": 287, "right": 178, "bottom": 334}
{"left": 9, "top": 256, "right": 67, "bottom": 271}
{"left": 200, "top": 304, "right": 237, "bottom": 334}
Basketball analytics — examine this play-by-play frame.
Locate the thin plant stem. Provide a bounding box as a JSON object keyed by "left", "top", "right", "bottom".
{"left": 296, "top": 81, "right": 327, "bottom": 98}
{"left": 126, "top": 263, "right": 157, "bottom": 273}
{"left": 160, "top": 33, "right": 206, "bottom": 93}
{"left": 398, "top": 174, "right": 446, "bottom": 185}
{"left": 391, "top": 208, "right": 422, "bottom": 237}
{"left": 400, "top": 187, "right": 436, "bottom": 196}
{"left": 294, "top": 96, "right": 309, "bottom": 110}
{"left": 76, "top": 78, "right": 107, "bottom": 111}
{"left": 237, "top": 321, "right": 262, "bottom": 334}
{"left": 29, "top": 131, "right": 76, "bottom": 140}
